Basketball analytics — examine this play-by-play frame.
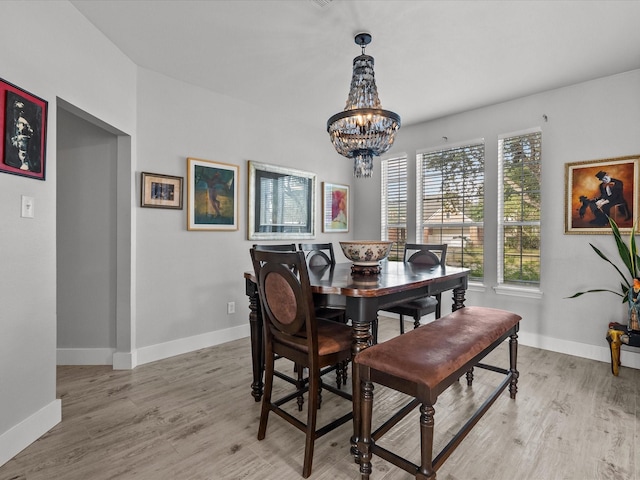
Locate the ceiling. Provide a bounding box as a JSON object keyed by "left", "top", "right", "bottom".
{"left": 70, "top": 0, "right": 640, "bottom": 129}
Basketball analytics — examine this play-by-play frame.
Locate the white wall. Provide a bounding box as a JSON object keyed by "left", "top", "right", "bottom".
{"left": 355, "top": 70, "right": 640, "bottom": 366}
{"left": 57, "top": 109, "right": 118, "bottom": 354}
{"left": 133, "top": 68, "right": 352, "bottom": 362}
{"left": 0, "top": 0, "right": 137, "bottom": 466}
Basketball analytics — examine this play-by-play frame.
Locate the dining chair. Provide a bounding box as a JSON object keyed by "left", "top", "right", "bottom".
{"left": 298, "top": 243, "right": 350, "bottom": 390}
{"left": 253, "top": 243, "right": 348, "bottom": 402}
{"left": 250, "top": 248, "right": 353, "bottom": 478}
{"left": 298, "top": 243, "right": 347, "bottom": 323}
{"left": 374, "top": 243, "right": 448, "bottom": 343}
{"left": 253, "top": 243, "right": 297, "bottom": 252}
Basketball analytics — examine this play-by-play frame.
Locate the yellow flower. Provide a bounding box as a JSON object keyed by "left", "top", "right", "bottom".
{"left": 634, "top": 278, "right": 640, "bottom": 293}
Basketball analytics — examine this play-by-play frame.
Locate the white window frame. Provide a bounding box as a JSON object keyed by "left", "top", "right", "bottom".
{"left": 496, "top": 127, "right": 543, "bottom": 297}
{"left": 381, "top": 154, "right": 408, "bottom": 261}
{"left": 416, "top": 139, "right": 485, "bottom": 281}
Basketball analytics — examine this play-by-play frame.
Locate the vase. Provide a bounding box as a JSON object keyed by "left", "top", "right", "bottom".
{"left": 629, "top": 304, "right": 640, "bottom": 332}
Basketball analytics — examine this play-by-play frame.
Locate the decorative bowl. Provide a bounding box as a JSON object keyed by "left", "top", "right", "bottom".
{"left": 339, "top": 241, "right": 394, "bottom": 275}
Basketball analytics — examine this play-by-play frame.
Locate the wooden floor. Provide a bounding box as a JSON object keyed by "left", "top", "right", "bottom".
{"left": 1, "top": 317, "right": 639, "bottom": 480}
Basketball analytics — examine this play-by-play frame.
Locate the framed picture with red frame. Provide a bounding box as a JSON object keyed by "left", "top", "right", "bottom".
{"left": 0, "top": 78, "right": 48, "bottom": 180}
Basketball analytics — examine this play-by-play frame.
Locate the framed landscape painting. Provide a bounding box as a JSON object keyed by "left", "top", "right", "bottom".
{"left": 187, "top": 157, "right": 239, "bottom": 231}
{"left": 565, "top": 155, "right": 638, "bottom": 234}
{"left": 322, "top": 182, "right": 349, "bottom": 233}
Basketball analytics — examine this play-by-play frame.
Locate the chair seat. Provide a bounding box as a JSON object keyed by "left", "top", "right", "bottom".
{"left": 276, "top": 318, "right": 353, "bottom": 357}
{"left": 385, "top": 296, "right": 438, "bottom": 317}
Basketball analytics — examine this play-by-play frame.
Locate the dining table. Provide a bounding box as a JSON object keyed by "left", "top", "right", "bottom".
{"left": 244, "top": 260, "right": 469, "bottom": 458}
{"left": 244, "top": 259, "right": 469, "bottom": 393}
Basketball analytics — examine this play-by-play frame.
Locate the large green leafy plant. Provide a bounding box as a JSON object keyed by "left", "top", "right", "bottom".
{"left": 568, "top": 218, "right": 639, "bottom": 303}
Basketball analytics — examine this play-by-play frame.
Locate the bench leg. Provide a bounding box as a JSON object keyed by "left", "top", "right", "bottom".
{"left": 418, "top": 403, "right": 436, "bottom": 480}
{"left": 465, "top": 367, "right": 474, "bottom": 386}
{"left": 509, "top": 331, "right": 519, "bottom": 399}
{"left": 358, "top": 379, "right": 374, "bottom": 479}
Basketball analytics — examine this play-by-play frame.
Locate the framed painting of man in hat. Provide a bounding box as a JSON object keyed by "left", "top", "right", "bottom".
{"left": 565, "top": 155, "right": 639, "bottom": 234}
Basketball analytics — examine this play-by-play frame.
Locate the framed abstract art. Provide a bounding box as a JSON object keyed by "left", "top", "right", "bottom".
{"left": 322, "top": 182, "right": 349, "bottom": 233}
{"left": 0, "top": 78, "right": 48, "bottom": 180}
{"left": 187, "top": 157, "right": 239, "bottom": 231}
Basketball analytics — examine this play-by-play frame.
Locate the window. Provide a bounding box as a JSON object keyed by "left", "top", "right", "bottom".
{"left": 258, "top": 172, "right": 312, "bottom": 233}
{"left": 417, "top": 141, "right": 485, "bottom": 281}
{"left": 381, "top": 155, "right": 407, "bottom": 261}
{"left": 498, "top": 129, "right": 541, "bottom": 287}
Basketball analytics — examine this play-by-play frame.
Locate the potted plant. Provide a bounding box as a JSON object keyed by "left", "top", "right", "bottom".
{"left": 568, "top": 217, "right": 640, "bottom": 331}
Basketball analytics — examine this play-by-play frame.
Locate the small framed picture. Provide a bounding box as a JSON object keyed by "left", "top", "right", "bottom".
{"left": 322, "top": 182, "right": 349, "bottom": 233}
{"left": 0, "top": 78, "right": 48, "bottom": 180}
{"left": 141, "top": 172, "right": 183, "bottom": 209}
{"left": 187, "top": 157, "right": 239, "bottom": 231}
{"left": 565, "top": 155, "right": 639, "bottom": 234}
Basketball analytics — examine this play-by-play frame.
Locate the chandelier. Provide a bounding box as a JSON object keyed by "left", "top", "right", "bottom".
{"left": 327, "top": 33, "right": 401, "bottom": 178}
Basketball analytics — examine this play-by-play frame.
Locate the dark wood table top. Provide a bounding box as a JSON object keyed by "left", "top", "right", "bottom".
{"left": 245, "top": 261, "right": 469, "bottom": 298}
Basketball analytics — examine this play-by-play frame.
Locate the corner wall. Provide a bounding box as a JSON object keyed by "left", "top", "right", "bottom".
{"left": 133, "top": 68, "right": 352, "bottom": 356}
{"left": 355, "top": 70, "right": 640, "bottom": 368}
{"left": 0, "top": 0, "right": 137, "bottom": 465}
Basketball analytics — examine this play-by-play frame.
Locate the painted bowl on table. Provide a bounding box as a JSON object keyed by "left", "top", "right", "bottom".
{"left": 339, "top": 241, "right": 394, "bottom": 266}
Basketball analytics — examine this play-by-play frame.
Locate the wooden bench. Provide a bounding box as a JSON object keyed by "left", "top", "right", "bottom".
{"left": 354, "top": 306, "right": 521, "bottom": 480}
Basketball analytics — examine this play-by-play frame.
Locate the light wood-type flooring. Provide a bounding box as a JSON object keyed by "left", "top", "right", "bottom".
{"left": 1, "top": 316, "right": 639, "bottom": 480}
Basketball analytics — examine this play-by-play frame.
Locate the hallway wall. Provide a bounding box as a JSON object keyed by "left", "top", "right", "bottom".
{"left": 57, "top": 108, "right": 118, "bottom": 362}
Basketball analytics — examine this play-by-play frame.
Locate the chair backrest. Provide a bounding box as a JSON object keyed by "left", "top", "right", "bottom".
{"left": 404, "top": 243, "right": 447, "bottom": 267}
{"left": 253, "top": 243, "right": 297, "bottom": 252}
{"left": 298, "top": 243, "right": 336, "bottom": 267}
{"left": 250, "top": 248, "right": 318, "bottom": 353}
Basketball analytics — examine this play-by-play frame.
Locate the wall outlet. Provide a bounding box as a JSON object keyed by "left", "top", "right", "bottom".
{"left": 227, "top": 301, "right": 235, "bottom": 314}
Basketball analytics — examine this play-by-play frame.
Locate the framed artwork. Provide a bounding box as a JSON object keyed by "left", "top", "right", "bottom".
{"left": 248, "top": 161, "right": 316, "bottom": 240}
{"left": 322, "top": 182, "right": 349, "bottom": 233}
{"left": 141, "top": 172, "right": 183, "bottom": 209}
{"left": 187, "top": 157, "right": 239, "bottom": 231}
{"left": 0, "top": 78, "right": 48, "bottom": 180}
{"left": 565, "top": 155, "right": 639, "bottom": 234}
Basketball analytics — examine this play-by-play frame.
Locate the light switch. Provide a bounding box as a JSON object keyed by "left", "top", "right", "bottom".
{"left": 21, "top": 195, "right": 34, "bottom": 218}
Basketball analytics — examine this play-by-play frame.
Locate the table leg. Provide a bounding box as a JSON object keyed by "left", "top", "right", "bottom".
{"left": 606, "top": 328, "right": 623, "bottom": 376}
{"left": 347, "top": 297, "right": 376, "bottom": 461}
{"left": 452, "top": 287, "right": 466, "bottom": 311}
{"left": 246, "top": 278, "right": 264, "bottom": 401}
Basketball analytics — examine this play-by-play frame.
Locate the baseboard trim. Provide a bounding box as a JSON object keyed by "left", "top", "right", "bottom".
{"left": 57, "top": 324, "right": 250, "bottom": 369}
{"left": 113, "top": 350, "right": 137, "bottom": 370}
{"left": 518, "top": 330, "right": 640, "bottom": 370}
{"left": 136, "top": 324, "right": 250, "bottom": 367}
{"left": 57, "top": 347, "right": 115, "bottom": 366}
{"left": 0, "top": 399, "right": 61, "bottom": 466}
{"left": 56, "top": 323, "right": 635, "bottom": 373}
